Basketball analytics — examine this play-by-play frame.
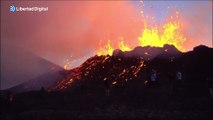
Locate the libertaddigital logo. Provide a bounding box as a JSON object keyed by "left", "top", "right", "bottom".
{"left": 9, "top": 5, "right": 48, "bottom": 12}
{"left": 10, "top": 5, "right": 16, "bottom": 12}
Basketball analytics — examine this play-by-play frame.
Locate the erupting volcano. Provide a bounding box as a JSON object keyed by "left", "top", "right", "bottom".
{"left": 53, "top": 2, "right": 211, "bottom": 92}
{"left": 1, "top": 1, "right": 212, "bottom": 120}
{"left": 49, "top": 44, "right": 212, "bottom": 92}
{"left": 55, "top": 3, "right": 194, "bottom": 91}
{"left": 96, "top": 2, "right": 186, "bottom": 56}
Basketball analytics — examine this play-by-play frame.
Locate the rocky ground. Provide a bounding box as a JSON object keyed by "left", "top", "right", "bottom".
{"left": 1, "top": 45, "right": 212, "bottom": 120}
{"left": 1, "top": 84, "right": 213, "bottom": 120}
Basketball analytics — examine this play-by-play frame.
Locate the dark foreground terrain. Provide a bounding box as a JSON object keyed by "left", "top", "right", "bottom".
{"left": 1, "top": 45, "right": 213, "bottom": 120}
{"left": 1, "top": 87, "right": 213, "bottom": 120}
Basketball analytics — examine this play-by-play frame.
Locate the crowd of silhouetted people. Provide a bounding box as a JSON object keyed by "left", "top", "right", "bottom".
{"left": 1, "top": 69, "right": 213, "bottom": 115}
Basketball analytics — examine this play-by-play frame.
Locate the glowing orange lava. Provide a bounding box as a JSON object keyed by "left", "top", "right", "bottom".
{"left": 96, "top": 3, "right": 186, "bottom": 56}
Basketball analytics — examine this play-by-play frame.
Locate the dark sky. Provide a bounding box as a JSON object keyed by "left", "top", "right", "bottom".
{"left": 1, "top": 1, "right": 212, "bottom": 89}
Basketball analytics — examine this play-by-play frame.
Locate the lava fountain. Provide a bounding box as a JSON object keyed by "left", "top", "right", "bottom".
{"left": 96, "top": 2, "right": 186, "bottom": 56}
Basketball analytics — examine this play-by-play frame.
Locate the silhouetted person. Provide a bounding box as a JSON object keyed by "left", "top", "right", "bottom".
{"left": 104, "top": 78, "right": 111, "bottom": 96}
{"left": 6, "top": 91, "right": 13, "bottom": 112}
{"left": 167, "top": 72, "right": 175, "bottom": 95}
{"left": 175, "top": 71, "right": 182, "bottom": 88}
{"left": 6, "top": 91, "right": 13, "bottom": 102}
{"left": 144, "top": 69, "right": 151, "bottom": 88}
{"left": 149, "top": 69, "right": 157, "bottom": 87}
{"left": 80, "top": 80, "right": 86, "bottom": 95}
{"left": 39, "top": 86, "right": 46, "bottom": 105}
{"left": 63, "top": 94, "right": 69, "bottom": 105}
{"left": 172, "top": 71, "right": 182, "bottom": 95}
{"left": 207, "top": 77, "right": 213, "bottom": 99}
{"left": 40, "top": 86, "right": 45, "bottom": 92}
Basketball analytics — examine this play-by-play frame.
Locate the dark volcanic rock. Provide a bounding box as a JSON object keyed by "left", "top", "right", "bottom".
{"left": 113, "top": 44, "right": 181, "bottom": 60}
{"left": 48, "top": 45, "right": 212, "bottom": 95}
{"left": 1, "top": 45, "right": 212, "bottom": 120}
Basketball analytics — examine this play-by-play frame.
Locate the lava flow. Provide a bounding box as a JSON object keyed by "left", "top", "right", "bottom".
{"left": 49, "top": 44, "right": 182, "bottom": 91}
{"left": 54, "top": 2, "right": 189, "bottom": 91}
{"left": 49, "top": 54, "right": 148, "bottom": 91}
